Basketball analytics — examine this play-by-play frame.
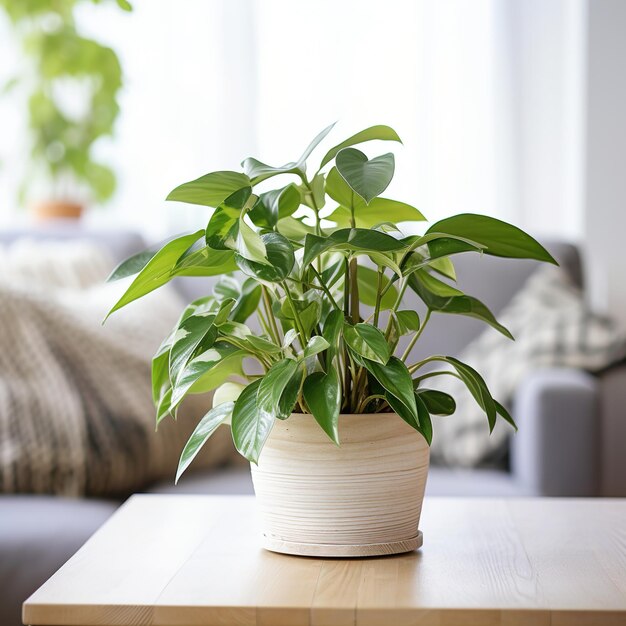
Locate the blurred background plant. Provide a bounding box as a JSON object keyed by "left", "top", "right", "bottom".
{"left": 0, "top": 0, "right": 130, "bottom": 218}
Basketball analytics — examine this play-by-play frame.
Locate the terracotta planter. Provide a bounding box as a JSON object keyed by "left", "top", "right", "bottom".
{"left": 251, "top": 413, "right": 430, "bottom": 557}
{"left": 31, "top": 200, "right": 84, "bottom": 221}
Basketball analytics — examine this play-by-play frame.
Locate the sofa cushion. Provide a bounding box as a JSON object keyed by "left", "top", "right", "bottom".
{"left": 0, "top": 495, "right": 118, "bottom": 626}
{"left": 429, "top": 266, "right": 626, "bottom": 468}
{"left": 0, "top": 239, "right": 236, "bottom": 497}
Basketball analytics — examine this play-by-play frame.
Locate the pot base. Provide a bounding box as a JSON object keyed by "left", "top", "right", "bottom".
{"left": 261, "top": 530, "right": 423, "bottom": 558}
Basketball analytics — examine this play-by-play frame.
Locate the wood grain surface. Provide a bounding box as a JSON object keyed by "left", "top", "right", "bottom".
{"left": 23, "top": 495, "right": 626, "bottom": 626}
{"left": 251, "top": 413, "right": 430, "bottom": 556}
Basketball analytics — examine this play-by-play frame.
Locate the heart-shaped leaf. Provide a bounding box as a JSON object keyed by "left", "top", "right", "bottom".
{"left": 335, "top": 148, "right": 395, "bottom": 204}
{"left": 344, "top": 323, "right": 391, "bottom": 365}
{"left": 303, "top": 370, "right": 341, "bottom": 444}
{"left": 320, "top": 124, "right": 402, "bottom": 169}
{"left": 249, "top": 183, "right": 301, "bottom": 228}
{"left": 236, "top": 232, "right": 295, "bottom": 282}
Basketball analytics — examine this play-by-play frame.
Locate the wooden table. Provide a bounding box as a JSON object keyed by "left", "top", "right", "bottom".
{"left": 23, "top": 495, "right": 626, "bottom": 626}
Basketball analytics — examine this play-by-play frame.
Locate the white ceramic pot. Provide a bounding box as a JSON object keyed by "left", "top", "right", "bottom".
{"left": 251, "top": 413, "right": 430, "bottom": 557}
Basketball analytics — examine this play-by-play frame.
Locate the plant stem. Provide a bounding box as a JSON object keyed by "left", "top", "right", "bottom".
{"left": 349, "top": 258, "right": 360, "bottom": 324}
{"left": 412, "top": 370, "right": 463, "bottom": 384}
{"left": 309, "top": 266, "right": 342, "bottom": 311}
{"left": 342, "top": 257, "right": 351, "bottom": 404}
{"left": 261, "top": 286, "right": 281, "bottom": 344}
{"left": 348, "top": 194, "right": 359, "bottom": 324}
{"left": 373, "top": 267, "right": 384, "bottom": 326}
{"left": 400, "top": 308, "right": 431, "bottom": 362}
{"left": 281, "top": 281, "right": 308, "bottom": 348}
{"left": 356, "top": 394, "right": 387, "bottom": 414}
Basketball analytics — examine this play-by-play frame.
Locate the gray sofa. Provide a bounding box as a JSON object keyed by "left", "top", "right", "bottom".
{"left": 1, "top": 224, "right": 625, "bottom": 626}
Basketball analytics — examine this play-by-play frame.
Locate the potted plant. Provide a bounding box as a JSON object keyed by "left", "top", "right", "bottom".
{"left": 106, "top": 124, "right": 555, "bottom": 557}
{"left": 0, "top": 0, "right": 129, "bottom": 220}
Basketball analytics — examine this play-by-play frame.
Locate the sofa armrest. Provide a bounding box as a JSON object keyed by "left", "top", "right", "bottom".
{"left": 510, "top": 368, "right": 599, "bottom": 496}
{"left": 598, "top": 364, "right": 626, "bottom": 495}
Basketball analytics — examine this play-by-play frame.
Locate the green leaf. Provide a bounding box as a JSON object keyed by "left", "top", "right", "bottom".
{"left": 320, "top": 124, "right": 402, "bottom": 169}
{"left": 302, "top": 228, "right": 406, "bottom": 267}
{"left": 236, "top": 232, "right": 295, "bottom": 282}
{"left": 303, "top": 336, "right": 330, "bottom": 359}
{"left": 213, "top": 275, "right": 240, "bottom": 300}
{"left": 416, "top": 389, "right": 456, "bottom": 416}
{"left": 231, "top": 380, "right": 272, "bottom": 463}
{"left": 367, "top": 251, "right": 403, "bottom": 277}
{"left": 277, "top": 292, "right": 321, "bottom": 338}
{"left": 322, "top": 309, "right": 344, "bottom": 362}
{"left": 327, "top": 199, "right": 425, "bottom": 228}
{"left": 236, "top": 215, "right": 268, "bottom": 264}
{"left": 426, "top": 214, "right": 557, "bottom": 264}
{"left": 257, "top": 358, "right": 299, "bottom": 422}
{"left": 166, "top": 171, "right": 251, "bottom": 208}
{"left": 363, "top": 357, "right": 418, "bottom": 424}
{"left": 175, "top": 402, "right": 234, "bottom": 483}
{"left": 356, "top": 266, "right": 397, "bottom": 310}
{"left": 384, "top": 392, "right": 418, "bottom": 429}
{"left": 335, "top": 148, "right": 395, "bottom": 204}
{"left": 429, "top": 256, "right": 457, "bottom": 281}
{"left": 242, "top": 123, "right": 336, "bottom": 184}
{"left": 107, "top": 249, "right": 157, "bottom": 282}
{"left": 325, "top": 166, "right": 357, "bottom": 208}
{"left": 415, "top": 395, "right": 433, "bottom": 445}
{"left": 427, "top": 356, "right": 497, "bottom": 433}
{"left": 246, "top": 335, "right": 283, "bottom": 354}
{"left": 408, "top": 273, "right": 513, "bottom": 339}
{"left": 413, "top": 269, "right": 464, "bottom": 297}
{"left": 276, "top": 216, "right": 317, "bottom": 240}
{"left": 173, "top": 245, "right": 238, "bottom": 277}
{"left": 282, "top": 328, "right": 299, "bottom": 349}
{"left": 403, "top": 234, "right": 487, "bottom": 267}
{"left": 277, "top": 367, "right": 302, "bottom": 419}
{"left": 218, "top": 320, "right": 253, "bottom": 340}
{"left": 151, "top": 341, "right": 171, "bottom": 406}
{"left": 187, "top": 350, "right": 245, "bottom": 396}
{"left": 116, "top": 0, "right": 133, "bottom": 11}
{"left": 213, "top": 382, "right": 245, "bottom": 407}
{"left": 303, "top": 370, "right": 341, "bottom": 444}
{"left": 156, "top": 387, "right": 173, "bottom": 425}
{"left": 205, "top": 205, "right": 240, "bottom": 250}
{"left": 213, "top": 298, "right": 236, "bottom": 325}
{"left": 249, "top": 184, "right": 301, "bottom": 228}
{"left": 395, "top": 310, "right": 421, "bottom": 334}
{"left": 105, "top": 230, "right": 204, "bottom": 319}
{"left": 344, "top": 322, "right": 391, "bottom": 365}
{"left": 495, "top": 400, "right": 518, "bottom": 431}
{"left": 232, "top": 278, "right": 262, "bottom": 323}
{"left": 169, "top": 312, "right": 217, "bottom": 384}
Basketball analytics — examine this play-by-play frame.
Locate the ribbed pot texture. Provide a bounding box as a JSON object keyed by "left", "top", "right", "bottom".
{"left": 251, "top": 413, "right": 430, "bottom": 557}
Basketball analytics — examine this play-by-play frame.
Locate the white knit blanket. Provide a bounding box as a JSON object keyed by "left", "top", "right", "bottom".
{"left": 0, "top": 240, "right": 232, "bottom": 496}
{"left": 429, "top": 265, "right": 626, "bottom": 467}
